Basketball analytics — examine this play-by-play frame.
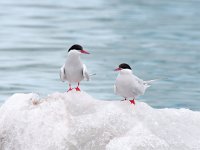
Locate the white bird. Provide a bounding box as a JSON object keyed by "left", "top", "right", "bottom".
{"left": 60, "top": 44, "right": 90, "bottom": 92}
{"left": 114, "top": 63, "right": 157, "bottom": 105}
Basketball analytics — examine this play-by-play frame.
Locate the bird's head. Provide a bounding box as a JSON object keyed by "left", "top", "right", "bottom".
{"left": 114, "top": 63, "right": 132, "bottom": 73}
{"left": 68, "top": 44, "right": 90, "bottom": 55}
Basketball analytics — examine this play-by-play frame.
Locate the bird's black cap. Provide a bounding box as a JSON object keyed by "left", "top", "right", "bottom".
{"left": 68, "top": 44, "right": 83, "bottom": 52}
{"left": 119, "top": 63, "right": 132, "bottom": 70}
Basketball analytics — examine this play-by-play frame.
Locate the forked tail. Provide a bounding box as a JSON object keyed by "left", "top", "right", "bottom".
{"left": 144, "top": 77, "right": 166, "bottom": 85}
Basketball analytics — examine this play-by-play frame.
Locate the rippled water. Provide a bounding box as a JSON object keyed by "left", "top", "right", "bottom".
{"left": 0, "top": 0, "right": 200, "bottom": 110}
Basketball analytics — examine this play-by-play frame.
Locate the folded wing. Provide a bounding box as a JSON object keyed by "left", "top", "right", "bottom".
{"left": 83, "top": 64, "right": 90, "bottom": 81}
{"left": 60, "top": 64, "right": 67, "bottom": 82}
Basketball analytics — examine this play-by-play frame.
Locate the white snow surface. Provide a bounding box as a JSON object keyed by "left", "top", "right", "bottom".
{"left": 0, "top": 91, "right": 200, "bottom": 150}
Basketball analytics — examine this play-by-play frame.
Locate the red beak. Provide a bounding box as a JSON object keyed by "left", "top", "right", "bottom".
{"left": 114, "top": 68, "right": 122, "bottom": 71}
{"left": 80, "top": 50, "right": 90, "bottom": 54}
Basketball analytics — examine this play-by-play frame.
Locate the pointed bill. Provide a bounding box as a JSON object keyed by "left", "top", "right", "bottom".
{"left": 80, "top": 50, "right": 90, "bottom": 54}
{"left": 114, "top": 68, "right": 122, "bottom": 71}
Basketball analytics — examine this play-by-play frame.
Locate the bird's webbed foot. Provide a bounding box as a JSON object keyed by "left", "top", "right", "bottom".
{"left": 67, "top": 87, "right": 73, "bottom": 92}
{"left": 75, "top": 87, "right": 81, "bottom": 91}
{"left": 67, "top": 84, "right": 73, "bottom": 92}
{"left": 129, "top": 99, "right": 135, "bottom": 105}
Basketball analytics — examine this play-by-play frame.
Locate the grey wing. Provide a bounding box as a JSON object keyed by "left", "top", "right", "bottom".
{"left": 60, "top": 64, "right": 67, "bottom": 82}
{"left": 114, "top": 84, "right": 117, "bottom": 95}
{"left": 133, "top": 75, "right": 152, "bottom": 88}
{"left": 83, "top": 64, "right": 89, "bottom": 81}
{"left": 131, "top": 76, "right": 147, "bottom": 96}
{"left": 133, "top": 75, "right": 144, "bottom": 84}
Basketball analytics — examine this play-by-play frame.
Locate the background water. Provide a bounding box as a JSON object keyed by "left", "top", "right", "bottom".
{"left": 0, "top": 0, "right": 200, "bottom": 110}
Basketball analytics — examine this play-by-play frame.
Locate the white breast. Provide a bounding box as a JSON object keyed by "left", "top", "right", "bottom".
{"left": 65, "top": 58, "right": 84, "bottom": 83}
{"left": 61, "top": 50, "right": 84, "bottom": 83}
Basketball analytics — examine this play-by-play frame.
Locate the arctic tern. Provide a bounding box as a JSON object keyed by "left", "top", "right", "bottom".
{"left": 114, "top": 63, "right": 157, "bottom": 104}
{"left": 60, "top": 44, "right": 90, "bottom": 92}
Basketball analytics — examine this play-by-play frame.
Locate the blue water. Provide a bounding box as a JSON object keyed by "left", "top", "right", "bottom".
{"left": 0, "top": 0, "right": 200, "bottom": 110}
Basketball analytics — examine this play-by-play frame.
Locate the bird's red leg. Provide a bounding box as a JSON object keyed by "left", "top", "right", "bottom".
{"left": 67, "top": 84, "right": 73, "bottom": 92}
{"left": 129, "top": 99, "right": 135, "bottom": 105}
{"left": 75, "top": 82, "right": 81, "bottom": 91}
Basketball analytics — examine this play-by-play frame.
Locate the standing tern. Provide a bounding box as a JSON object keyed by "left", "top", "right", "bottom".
{"left": 60, "top": 44, "right": 90, "bottom": 92}
{"left": 114, "top": 63, "right": 157, "bottom": 105}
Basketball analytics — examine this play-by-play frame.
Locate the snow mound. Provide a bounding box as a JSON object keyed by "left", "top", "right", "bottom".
{"left": 0, "top": 91, "right": 200, "bottom": 150}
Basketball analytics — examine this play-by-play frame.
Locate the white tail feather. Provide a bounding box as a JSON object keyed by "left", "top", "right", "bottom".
{"left": 145, "top": 77, "right": 166, "bottom": 84}
{"left": 89, "top": 73, "right": 96, "bottom": 76}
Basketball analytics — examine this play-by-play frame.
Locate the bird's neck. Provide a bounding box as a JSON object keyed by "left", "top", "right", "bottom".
{"left": 120, "top": 69, "right": 132, "bottom": 75}
{"left": 68, "top": 52, "right": 81, "bottom": 61}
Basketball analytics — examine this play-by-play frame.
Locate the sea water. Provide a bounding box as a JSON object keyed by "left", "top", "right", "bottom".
{"left": 0, "top": 0, "right": 200, "bottom": 110}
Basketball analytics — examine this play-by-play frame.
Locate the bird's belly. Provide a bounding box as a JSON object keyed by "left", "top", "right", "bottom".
{"left": 66, "top": 68, "right": 83, "bottom": 83}
{"left": 115, "top": 78, "right": 142, "bottom": 98}
{"left": 116, "top": 84, "right": 134, "bottom": 98}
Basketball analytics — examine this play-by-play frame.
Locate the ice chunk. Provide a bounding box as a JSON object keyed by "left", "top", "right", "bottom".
{"left": 0, "top": 91, "right": 200, "bottom": 150}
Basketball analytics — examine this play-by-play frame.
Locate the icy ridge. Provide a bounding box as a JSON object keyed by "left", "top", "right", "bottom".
{"left": 0, "top": 91, "right": 200, "bottom": 150}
